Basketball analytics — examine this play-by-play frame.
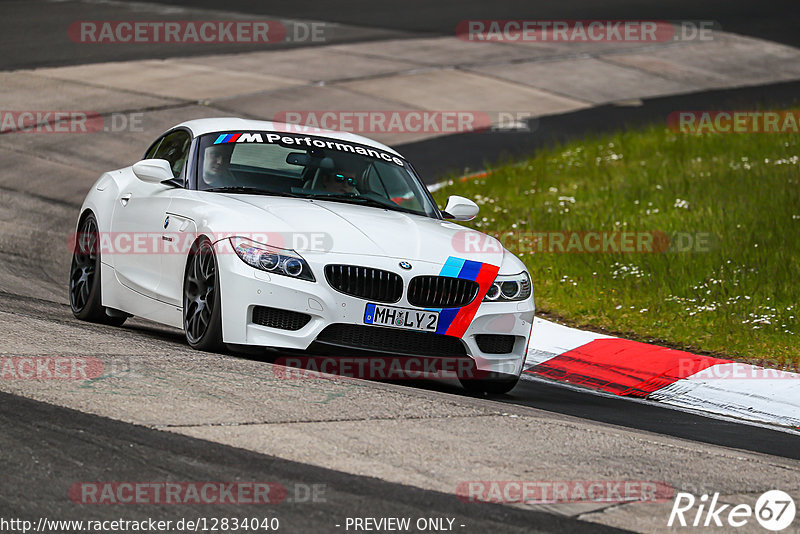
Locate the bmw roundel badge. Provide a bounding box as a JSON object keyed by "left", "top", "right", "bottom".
{"left": 399, "top": 261, "right": 412, "bottom": 270}
{"left": 164, "top": 215, "right": 170, "bottom": 229}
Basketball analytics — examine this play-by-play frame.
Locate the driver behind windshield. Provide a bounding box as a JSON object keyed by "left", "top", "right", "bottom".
{"left": 314, "top": 159, "right": 364, "bottom": 195}
{"left": 202, "top": 144, "right": 236, "bottom": 186}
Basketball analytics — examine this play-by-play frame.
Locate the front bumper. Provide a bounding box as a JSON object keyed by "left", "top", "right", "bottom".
{"left": 215, "top": 240, "right": 534, "bottom": 376}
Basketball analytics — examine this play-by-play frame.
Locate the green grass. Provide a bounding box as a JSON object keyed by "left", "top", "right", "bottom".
{"left": 433, "top": 120, "right": 800, "bottom": 367}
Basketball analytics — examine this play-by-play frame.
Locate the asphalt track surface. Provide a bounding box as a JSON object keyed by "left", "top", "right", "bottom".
{"left": 503, "top": 381, "right": 800, "bottom": 460}
{"left": 1, "top": 1, "right": 799, "bottom": 532}
{"left": 1, "top": 391, "right": 624, "bottom": 533}
{"left": 385, "top": 375, "right": 800, "bottom": 461}
{"left": 2, "top": 0, "right": 799, "bottom": 70}
{"left": 174, "top": 0, "right": 800, "bottom": 48}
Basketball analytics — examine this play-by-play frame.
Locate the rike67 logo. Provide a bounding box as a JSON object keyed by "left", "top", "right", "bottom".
{"left": 669, "top": 490, "right": 796, "bottom": 531}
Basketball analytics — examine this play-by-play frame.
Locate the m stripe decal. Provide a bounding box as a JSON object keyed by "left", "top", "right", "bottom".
{"left": 434, "top": 256, "right": 499, "bottom": 337}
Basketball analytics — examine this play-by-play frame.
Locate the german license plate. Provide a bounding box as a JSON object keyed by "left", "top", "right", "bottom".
{"left": 364, "top": 303, "right": 439, "bottom": 332}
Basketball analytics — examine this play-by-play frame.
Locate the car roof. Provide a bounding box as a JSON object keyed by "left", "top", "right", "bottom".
{"left": 175, "top": 117, "right": 403, "bottom": 157}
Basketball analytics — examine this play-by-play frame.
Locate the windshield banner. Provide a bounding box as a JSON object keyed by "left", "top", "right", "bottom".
{"left": 211, "top": 132, "right": 405, "bottom": 167}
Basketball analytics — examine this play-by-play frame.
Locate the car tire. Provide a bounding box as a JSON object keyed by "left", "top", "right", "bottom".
{"left": 459, "top": 372, "right": 521, "bottom": 395}
{"left": 183, "top": 237, "right": 224, "bottom": 352}
{"left": 69, "top": 213, "right": 128, "bottom": 327}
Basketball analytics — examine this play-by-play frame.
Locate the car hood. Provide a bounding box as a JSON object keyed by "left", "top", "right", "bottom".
{"left": 206, "top": 195, "right": 504, "bottom": 266}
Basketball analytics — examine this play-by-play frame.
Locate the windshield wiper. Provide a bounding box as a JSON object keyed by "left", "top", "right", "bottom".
{"left": 309, "top": 193, "right": 418, "bottom": 214}
{"left": 204, "top": 187, "right": 302, "bottom": 198}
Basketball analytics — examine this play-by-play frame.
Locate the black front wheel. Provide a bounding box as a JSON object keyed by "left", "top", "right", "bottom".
{"left": 183, "top": 238, "right": 223, "bottom": 351}
{"left": 69, "top": 214, "right": 127, "bottom": 326}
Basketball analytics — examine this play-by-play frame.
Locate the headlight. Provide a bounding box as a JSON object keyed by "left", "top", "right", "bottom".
{"left": 230, "top": 237, "right": 315, "bottom": 282}
{"left": 483, "top": 272, "right": 531, "bottom": 302}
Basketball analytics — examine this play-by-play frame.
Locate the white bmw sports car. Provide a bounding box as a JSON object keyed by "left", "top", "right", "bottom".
{"left": 69, "top": 118, "right": 534, "bottom": 393}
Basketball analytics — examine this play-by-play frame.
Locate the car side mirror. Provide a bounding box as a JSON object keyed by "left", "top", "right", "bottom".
{"left": 132, "top": 159, "right": 175, "bottom": 184}
{"left": 442, "top": 195, "right": 479, "bottom": 221}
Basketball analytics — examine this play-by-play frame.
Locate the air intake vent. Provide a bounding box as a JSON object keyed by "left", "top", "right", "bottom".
{"left": 324, "top": 265, "right": 403, "bottom": 303}
{"left": 407, "top": 276, "right": 479, "bottom": 308}
{"left": 314, "top": 324, "right": 467, "bottom": 358}
{"left": 252, "top": 306, "right": 311, "bottom": 331}
{"left": 475, "top": 334, "right": 516, "bottom": 354}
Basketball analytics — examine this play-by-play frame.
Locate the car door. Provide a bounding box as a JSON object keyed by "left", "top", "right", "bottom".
{"left": 110, "top": 129, "right": 191, "bottom": 300}
{"left": 156, "top": 201, "right": 198, "bottom": 307}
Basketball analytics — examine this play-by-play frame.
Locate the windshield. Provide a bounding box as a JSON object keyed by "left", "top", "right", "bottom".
{"left": 196, "top": 131, "right": 439, "bottom": 217}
